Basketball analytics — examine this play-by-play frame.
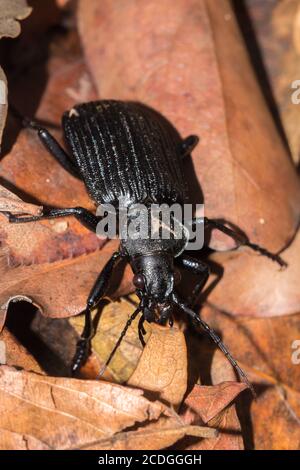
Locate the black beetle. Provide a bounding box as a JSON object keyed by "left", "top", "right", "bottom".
{"left": 8, "top": 100, "right": 286, "bottom": 395}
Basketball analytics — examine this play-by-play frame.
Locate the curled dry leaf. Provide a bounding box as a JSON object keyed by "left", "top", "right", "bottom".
{"left": 179, "top": 349, "right": 246, "bottom": 450}
{"left": 0, "top": 328, "right": 42, "bottom": 373}
{"left": 184, "top": 381, "right": 247, "bottom": 425}
{"left": 0, "top": 365, "right": 213, "bottom": 450}
{"left": 0, "top": 0, "right": 32, "bottom": 39}
{"left": 0, "top": 239, "right": 133, "bottom": 331}
{"left": 0, "top": 185, "right": 42, "bottom": 215}
{"left": 73, "top": 307, "right": 188, "bottom": 407}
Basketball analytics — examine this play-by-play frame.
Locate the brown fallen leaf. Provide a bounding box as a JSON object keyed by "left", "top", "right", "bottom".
{"left": 0, "top": 328, "right": 42, "bottom": 373}
{"left": 0, "top": 0, "right": 31, "bottom": 148}
{"left": 0, "top": 239, "right": 133, "bottom": 330}
{"left": 86, "top": 417, "right": 217, "bottom": 451}
{"left": 70, "top": 296, "right": 149, "bottom": 383}
{"left": 0, "top": 428, "right": 50, "bottom": 450}
{"left": 0, "top": 0, "right": 32, "bottom": 39}
{"left": 244, "top": 0, "right": 300, "bottom": 164}
{"left": 247, "top": 374, "right": 300, "bottom": 450}
{"left": 0, "top": 68, "right": 7, "bottom": 148}
{"left": 0, "top": 185, "right": 42, "bottom": 215}
{"left": 72, "top": 306, "right": 188, "bottom": 407}
{"left": 205, "top": 229, "right": 300, "bottom": 317}
{"left": 200, "top": 305, "right": 300, "bottom": 449}
{"left": 201, "top": 305, "right": 300, "bottom": 396}
{"left": 0, "top": 365, "right": 212, "bottom": 450}
{"left": 0, "top": 365, "right": 168, "bottom": 448}
{"left": 128, "top": 323, "right": 188, "bottom": 407}
{"left": 184, "top": 381, "right": 247, "bottom": 425}
{"left": 176, "top": 344, "right": 247, "bottom": 450}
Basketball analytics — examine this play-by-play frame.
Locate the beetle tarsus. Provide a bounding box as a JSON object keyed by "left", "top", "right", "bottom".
{"left": 203, "top": 217, "right": 287, "bottom": 268}
{"left": 172, "top": 292, "right": 256, "bottom": 398}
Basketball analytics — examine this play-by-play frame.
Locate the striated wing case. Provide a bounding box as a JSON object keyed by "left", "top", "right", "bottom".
{"left": 62, "top": 100, "right": 188, "bottom": 208}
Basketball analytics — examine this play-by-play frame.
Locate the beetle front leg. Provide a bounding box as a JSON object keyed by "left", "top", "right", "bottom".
{"left": 176, "top": 254, "right": 210, "bottom": 307}
{"left": 72, "top": 251, "right": 123, "bottom": 374}
{"left": 6, "top": 206, "right": 99, "bottom": 232}
{"left": 192, "top": 217, "right": 287, "bottom": 268}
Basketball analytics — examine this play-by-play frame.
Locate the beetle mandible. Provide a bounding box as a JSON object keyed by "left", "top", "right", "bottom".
{"left": 8, "top": 100, "right": 286, "bottom": 395}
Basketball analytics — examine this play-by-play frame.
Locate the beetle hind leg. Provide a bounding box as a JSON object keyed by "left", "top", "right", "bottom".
{"left": 180, "top": 135, "right": 199, "bottom": 158}
{"left": 6, "top": 206, "right": 100, "bottom": 232}
{"left": 10, "top": 105, "right": 80, "bottom": 179}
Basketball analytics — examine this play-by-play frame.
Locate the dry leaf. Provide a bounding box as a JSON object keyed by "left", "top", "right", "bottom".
{"left": 0, "top": 68, "right": 7, "bottom": 147}
{"left": 0, "top": 239, "right": 133, "bottom": 330}
{"left": 200, "top": 306, "right": 300, "bottom": 449}
{"left": 0, "top": 365, "right": 214, "bottom": 450}
{"left": 244, "top": 0, "right": 300, "bottom": 164}
{"left": 206, "top": 229, "right": 300, "bottom": 317}
{"left": 128, "top": 324, "right": 188, "bottom": 406}
{"left": 248, "top": 376, "right": 300, "bottom": 450}
{"left": 71, "top": 296, "right": 149, "bottom": 382}
{"left": 87, "top": 417, "right": 217, "bottom": 451}
{"left": 184, "top": 381, "right": 247, "bottom": 424}
{"left": 0, "top": 0, "right": 32, "bottom": 39}
{"left": 0, "top": 328, "right": 42, "bottom": 373}
{"left": 177, "top": 348, "right": 247, "bottom": 450}
{"left": 0, "top": 185, "right": 42, "bottom": 215}
{"left": 0, "top": 365, "right": 173, "bottom": 450}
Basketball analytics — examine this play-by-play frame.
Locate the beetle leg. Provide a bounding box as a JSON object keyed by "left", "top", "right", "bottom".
{"left": 176, "top": 255, "right": 210, "bottom": 307}
{"left": 138, "top": 314, "right": 146, "bottom": 347}
{"left": 6, "top": 206, "right": 99, "bottom": 232}
{"left": 72, "top": 251, "right": 123, "bottom": 374}
{"left": 192, "top": 217, "right": 287, "bottom": 268}
{"left": 172, "top": 292, "right": 256, "bottom": 398}
{"left": 180, "top": 135, "right": 199, "bottom": 158}
{"left": 10, "top": 106, "right": 80, "bottom": 179}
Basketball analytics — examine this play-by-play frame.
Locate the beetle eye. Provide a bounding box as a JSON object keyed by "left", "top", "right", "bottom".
{"left": 133, "top": 274, "right": 145, "bottom": 289}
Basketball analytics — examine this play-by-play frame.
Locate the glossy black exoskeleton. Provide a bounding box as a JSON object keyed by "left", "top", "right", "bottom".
{"left": 8, "top": 100, "right": 287, "bottom": 395}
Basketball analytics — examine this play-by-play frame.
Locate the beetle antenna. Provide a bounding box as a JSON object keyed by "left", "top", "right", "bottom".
{"left": 97, "top": 306, "right": 142, "bottom": 379}
{"left": 172, "top": 293, "right": 256, "bottom": 398}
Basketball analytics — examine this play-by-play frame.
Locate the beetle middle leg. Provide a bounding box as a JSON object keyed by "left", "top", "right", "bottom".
{"left": 72, "top": 251, "right": 123, "bottom": 373}
{"left": 192, "top": 217, "right": 287, "bottom": 268}
{"left": 176, "top": 254, "right": 210, "bottom": 307}
{"left": 6, "top": 206, "right": 99, "bottom": 232}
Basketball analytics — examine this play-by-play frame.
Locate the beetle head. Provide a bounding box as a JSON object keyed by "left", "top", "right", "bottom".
{"left": 131, "top": 253, "right": 180, "bottom": 322}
